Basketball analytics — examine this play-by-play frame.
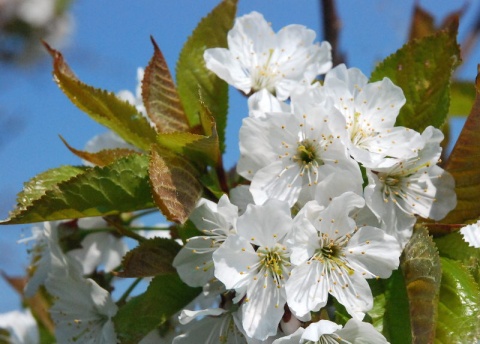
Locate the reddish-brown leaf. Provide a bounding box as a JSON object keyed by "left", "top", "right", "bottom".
{"left": 442, "top": 66, "right": 480, "bottom": 224}
{"left": 142, "top": 37, "right": 190, "bottom": 133}
{"left": 148, "top": 146, "right": 202, "bottom": 224}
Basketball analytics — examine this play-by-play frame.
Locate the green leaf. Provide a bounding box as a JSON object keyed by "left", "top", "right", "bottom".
{"left": 370, "top": 20, "right": 461, "bottom": 132}
{"left": 382, "top": 269, "right": 412, "bottom": 344}
{"left": 435, "top": 231, "right": 480, "bottom": 284}
{"left": 44, "top": 43, "right": 158, "bottom": 151}
{"left": 156, "top": 109, "right": 219, "bottom": 166}
{"left": 176, "top": 0, "right": 238, "bottom": 152}
{"left": 435, "top": 257, "right": 480, "bottom": 343}
{"left": 142, "top": 37, "right": 190, "bottom": 133}
{"left": 113, "top": 274, "right": 201, "bottom": 344}
{"left": 149, "top": 146, "right": 202, "bottom": 224}
{"left": 7, "top": 165, "right": 86, "bottom": 221}
{"left": 116, "top": 237, "right": 181, "bottom": 278}
{"left": 442, "top": 72, "right": 480, "bottom": 224}
{"left": 2, "top": 154, "right": 154, "bottom": 224}
{"left": 59, "top": 135, "right": 139, "bottom": 167}
{"left": 449, "top": 81, "right": 475, "bottom": 116}
{"left": 400, "top": 227, "right": 442, "bottom": 344}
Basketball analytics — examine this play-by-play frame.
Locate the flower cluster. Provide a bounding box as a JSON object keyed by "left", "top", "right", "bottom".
{"left": 0, "top": 9, "right": 462, "bottom": 344}
{"left": 172, "top": 11, "right": 457, "bottom": 343}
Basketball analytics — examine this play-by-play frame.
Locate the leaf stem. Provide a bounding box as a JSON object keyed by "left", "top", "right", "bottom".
{"left": 103, "top": 216, "right": 146, "bottom": 242}
{"left": 116, "top": 277, "right": 142, "bottom": 306}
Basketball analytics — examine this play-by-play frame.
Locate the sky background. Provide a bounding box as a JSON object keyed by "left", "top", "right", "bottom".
{"left": 0, "top": 0, "right": 479, "bottom": 313}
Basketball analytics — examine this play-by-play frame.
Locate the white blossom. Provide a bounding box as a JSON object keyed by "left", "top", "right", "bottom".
{"left": 204, "top": 11, "right": 331, "bottom": 100}
{"left": 213, "top": 200, "right": 293, "bottom": 340}
{"left": 285, "top": 193, "right": 401, "bottom": 320}
{"left": 0, "top": 309, "right": 39, "bottom": 344}
{"left": 237, "top": 89, "right": 361, "bottom": 207}
{"left": 272, "top": 319, "right": 388, "bottom": 344}
{"left": 173, "top": 195, "right": 238, "bottom": 287}
{"left": 67, "top": 217, "right": 128, "bottom": 275}
{"left": 322, "top": 64, "right": 423, "bottom": 168}
{"left": 364, "top": 126, "right": 457, "bottom": 247}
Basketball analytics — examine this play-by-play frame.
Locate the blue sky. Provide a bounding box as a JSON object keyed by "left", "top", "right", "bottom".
{"left": 0, "top": 0, "right": 478, "bottom": 313}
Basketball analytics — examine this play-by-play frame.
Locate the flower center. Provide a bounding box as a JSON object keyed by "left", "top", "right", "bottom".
{"left": 294, "top": 139, "right": 320, "bottom": 166}
{"left": 251, "top": 48, "right": 279, "bottom": 93}
{"left": 257, "top": 243, "right": 290, "bottom": 286}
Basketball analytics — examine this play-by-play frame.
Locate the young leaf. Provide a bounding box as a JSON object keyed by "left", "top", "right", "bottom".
{"left": 59, "top": 135, "right": 139, "bottom": 167}
{"left": 176, "top": 0, "right": 238, "bottom": 152}
{"left": 8, "top": 165, "right": 86, "bottom": 220}
{"left": 435, "top": 231, "right": 480, "bottom": 284}
{"left": 142, "top": 37, "right": 190, "bottom": 133}
{"left": 44, "top": 43, "right": 158, "bottom": 151}
{"left": 442, "top": 70, "right": 480, "bottom": 224}
{"left": 149, "top": 146, "right": 202, "bottom": 224}
{"left": 370, "top": 19, "right": 461, "bottom": 133}
{"left": 116, "top": 237, "right": 181, "bottom": 278}
{"left": 2, "top": 154, "right": 154, "bottom": 224}
{"left": 382, "top": 270, "right": 412, "bottom": 344}
{"left": 449, "top": 81, "right": 475, "bottom": 116}
{"left": 156, "top": 109, "right": 220, "bottom": 166}
{"left": 400, "top": 227, "right": 442, "bottom": 344}
{"left": 436, "top": 257, "right": 480, "bottom": 343}
{"left": 113, "top": 273, "right": 201, "bottom": 344}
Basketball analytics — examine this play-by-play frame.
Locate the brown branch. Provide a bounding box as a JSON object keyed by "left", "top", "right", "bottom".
{"left": 320, "top": 0, "right": 346, "bottom": 66}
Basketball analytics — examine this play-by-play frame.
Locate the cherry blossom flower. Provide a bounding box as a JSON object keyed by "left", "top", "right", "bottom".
{"left": 67, "top": 217, "right": 128, "bottom": 275}
{"left": 285, "top": 192, "right": 401, "bottom": 320}
{"left": 21, "top": 221, "right": 118, "bottom": 343}
{"left": 173, "top": 195, "right": 238, "bottom": 287}
{"left": 272, "top": 319, "right": 388, "bottom": 344}
{"left": 204, "top": 11, "right": 331, "bottom": 100}
{"left": 46, "top": 274, "right": 118, "bottom": 344}
{"left": 364, "top": 126, "right": 457, "bottom": 247}
{"left": 321, "top": 64, "right": 423, "bottom": 168}
{"left": 213, "top": 200, "right": 293, "bottom": 340}
{"left": 237, "top": 89, "right": 361, "bottom": 207}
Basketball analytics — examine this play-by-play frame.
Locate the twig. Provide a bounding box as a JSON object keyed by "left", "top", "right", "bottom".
{"left": 320, "top": 0, "right": 346, "bottom": 66}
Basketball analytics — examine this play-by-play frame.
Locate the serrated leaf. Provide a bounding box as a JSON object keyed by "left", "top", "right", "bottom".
{"left": 59, "top": 135, "right": 139, "bottom": 167}
{"left": 382, "top": 269, "right": 412, "bottom": 344}
{"left": 435, "top": 257, "right": 480, "bottom": 343}
{"left": 44, "top": 43, "right": 157, "bottom": 151}
{"left": 142, "top": 37, "right": 190, "bottom": 133}
{"left": 176, "top": 0, "right": 238, "bottom": 152}
{"left": 400, "top": 227, "right": 442, "bottom": 344}
{"left": 116, "top": 237, "right": 181, "bottom": 278}
{"left": 11, "top": 165, "right": 86, "bottom": 219}
{"left": 408, "top": 5, "right": 436, "bottom": 41}
{"left": 2, "top": 154, "right": 154, "bottom": 224}
{"left": 370, "top": 20, "right": 461, "bottom": 132}
{"left": 113, "top": 273, "right": 201, "bottom": 344}
{"left": 149, "top": 146, "right": 202, "bottom": 224}
{"left": 435, "top": 231, "right": 480, "bottom": 284}
{"left": 442, "top": 71, "right": 480, "bottom": 224}
{"left": 449, "top": 81, "right": 475, "bottom": 116}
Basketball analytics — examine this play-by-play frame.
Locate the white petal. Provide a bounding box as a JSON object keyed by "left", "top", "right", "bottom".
{"left": 460, "top": 221, "right": 480, "bottom": 248}
{"left": 286, "top": 261, "right": 329, "bottom": 317}
{"left": 213, "top": 235, "right": 258, "bottom": 292}
{"left": 237, "top": 200, "right": 292, "bottom": 247}
{"left": 173, "top": 237, "right": 217, "bottom": 287}
{"left": 302, "top": 320, "right": 342, "bottom": 341}
{"left": 346, "top": 227, "right": 401, "bottom": 278}
{"left": 337, "top": 318, "right": 389, "bottom": 343}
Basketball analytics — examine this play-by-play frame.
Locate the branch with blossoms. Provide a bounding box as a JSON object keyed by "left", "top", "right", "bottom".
{"left": 1, "top": 1, "right": 480, "bottom": 343}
